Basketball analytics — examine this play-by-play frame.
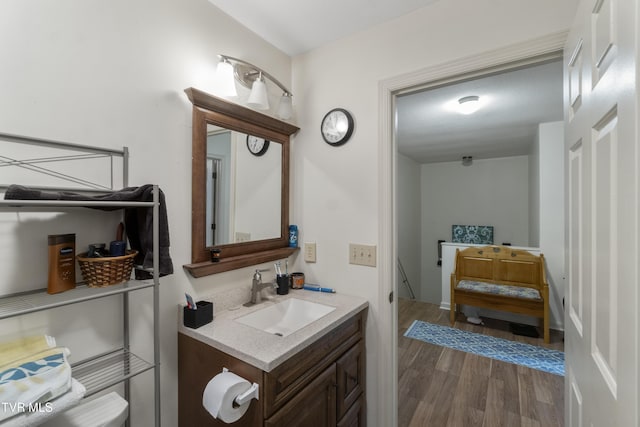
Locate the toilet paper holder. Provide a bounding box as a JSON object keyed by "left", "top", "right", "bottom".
{"left": 203, "top": 367, "right": 260, "bottom": 423}
{"left": 223, "top": 367, "right": 259, "bottom": 406}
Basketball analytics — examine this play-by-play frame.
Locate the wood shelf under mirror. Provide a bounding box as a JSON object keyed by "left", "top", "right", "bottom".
{"left": 183, "top": 247, "right": 299, "bottom": 277}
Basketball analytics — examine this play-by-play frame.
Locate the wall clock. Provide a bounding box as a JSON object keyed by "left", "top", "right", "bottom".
{"left": 321, "top": 108, "right": 354, "bottom": 146}
{"left": 246, "top": 135, "right": 270, "bottom": 156}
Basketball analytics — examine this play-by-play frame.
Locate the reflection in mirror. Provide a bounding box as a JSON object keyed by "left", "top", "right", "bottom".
{"left": 206, "top": 125, "right": 282, "bottom": 246}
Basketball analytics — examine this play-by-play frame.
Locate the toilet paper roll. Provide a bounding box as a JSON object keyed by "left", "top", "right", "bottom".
{"left": 202, "top": 371, "right": 252, "bottom": 423}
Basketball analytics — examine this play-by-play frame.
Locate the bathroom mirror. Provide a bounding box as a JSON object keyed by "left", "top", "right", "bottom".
{"left": 184, "top": 88, "right": 299, "bottom": 277}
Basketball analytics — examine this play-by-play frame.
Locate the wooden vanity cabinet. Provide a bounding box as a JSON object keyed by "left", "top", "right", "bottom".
{"left": 178, "top": 309, "right": 367, "bottom": 426}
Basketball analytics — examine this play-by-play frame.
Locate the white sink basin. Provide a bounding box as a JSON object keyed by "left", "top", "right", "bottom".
{"left": 235, "top": 298, "right": 336, "bottom": 337}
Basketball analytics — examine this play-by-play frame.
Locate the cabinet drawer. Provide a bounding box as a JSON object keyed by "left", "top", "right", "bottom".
{"left": 264, "top": 310, "right": 365, "bottom": 418}
{"left": 265, "top": 364, "right": 337, "bottom": 427}
{"left": 336, "top": 339, "right": 365, "bottom": 420}
{"left": 337, "top": 395, "right": 366, "bottom": 427}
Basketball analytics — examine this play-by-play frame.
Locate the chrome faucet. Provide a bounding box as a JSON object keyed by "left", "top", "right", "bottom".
{"left": 248, "top": 269, "right": 277, "bottom": 305}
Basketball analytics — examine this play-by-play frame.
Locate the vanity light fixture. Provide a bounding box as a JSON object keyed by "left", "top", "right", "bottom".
{"left": 457, "top": 95, "right": 481, "bottom": 115}
{"left": 215, "top": 54, "right": 294, "bottom": 120}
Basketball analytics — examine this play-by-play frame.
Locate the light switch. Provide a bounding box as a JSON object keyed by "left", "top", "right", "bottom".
{"left": 304, "top": 242, "right": 317, "bottom": 262}
{"left": 349, "top": 244, "right": 377, "bottom": 267}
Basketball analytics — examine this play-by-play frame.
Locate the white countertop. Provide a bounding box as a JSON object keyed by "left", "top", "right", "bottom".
{"left": 178, "top": 290, "right": 368, "bottom": 372}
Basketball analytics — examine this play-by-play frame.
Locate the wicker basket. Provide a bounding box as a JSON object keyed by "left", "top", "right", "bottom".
{"left": 77, "top": 250, "right": 138, "bottom": 287}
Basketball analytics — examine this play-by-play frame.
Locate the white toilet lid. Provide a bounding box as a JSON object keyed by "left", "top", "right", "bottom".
{"left": 42, "top": 392, "right": 129, "bottom": 427}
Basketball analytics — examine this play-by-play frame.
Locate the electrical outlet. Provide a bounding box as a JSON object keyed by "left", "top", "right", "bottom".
{"left": 349, "top": 244, "right": 377, "bottom": 267}
{"left": 304, "top": 242, "right": 317, "bottom": 262}
{"left": 235, "top": 232, "right": 251, "bottom": 242}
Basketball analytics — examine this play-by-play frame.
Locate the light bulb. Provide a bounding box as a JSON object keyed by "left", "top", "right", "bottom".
{"left": 215, "top": 60, "right": 237, "bottom": 97}
{"left": 457, "top": 96, "right": 480, "bottom": 115}
{"left": 277, "top": 94, "right": 293, "bottom": 120}
{"left": 247, "top": 77, "right": 269, "bottom": 110}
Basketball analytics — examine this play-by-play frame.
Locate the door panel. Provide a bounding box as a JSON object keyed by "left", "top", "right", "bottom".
{"left": 568, "top": 143, "right": 584, "bottom": 336}
{"left": 568, "top": 41, "right": 583, "bottom": 112}
{"left": 592, "top": 0, "right": 615, "bottom": 80}
{"left": 568, "top": 368, "right": 583, "bottom": 427}
{"left": 564, "top": 0, "right": 638, "bottom": 425}
{"left": 592, "top": 112, "right": 618, "bottom": 397}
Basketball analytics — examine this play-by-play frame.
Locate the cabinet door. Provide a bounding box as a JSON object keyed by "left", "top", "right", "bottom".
{"left": 178, "top": 334, "right": 264, "bottom": 426}
{"left": 265, "top": 364, "right": 337, "bottom": 427}
{"left": 336, "top": 340, "right": 365, "bottom": 420}
{"left": 337, "top": 395, "right": 366, "bottom": 427}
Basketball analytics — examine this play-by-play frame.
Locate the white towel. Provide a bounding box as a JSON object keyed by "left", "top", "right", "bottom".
{"left": 1, "top": 378, "right": 86, "bottom": 427}
{"left": 0, "top": 348, "right": 72, "bottom": 423}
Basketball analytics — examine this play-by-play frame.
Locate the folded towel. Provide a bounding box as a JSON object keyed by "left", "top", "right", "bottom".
{"left": 0, "top": 336, "right": 56, "bottom": 367}
{"left": 0, "top": 348, "right": 72, "bottom": 423}
{"left": 4, "top": 184, "right": 173, "bottom": 278}
{"left": 2, "top": 378, "right": 86, "bottom": 427}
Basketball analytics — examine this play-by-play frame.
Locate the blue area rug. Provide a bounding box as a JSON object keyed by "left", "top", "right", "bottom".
{"left": 404, "top": 320, "right": 564, "bottom": 376}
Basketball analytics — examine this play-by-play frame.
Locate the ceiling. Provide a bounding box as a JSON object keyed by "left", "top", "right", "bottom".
{"left": 207, "top": 1, "right": 564, "bottom": 165}
{"left": 397, "top": 60, "right": 563, "bottom": 164}
{"left": 207, "top": 0, "right": 440, "bottom": 56}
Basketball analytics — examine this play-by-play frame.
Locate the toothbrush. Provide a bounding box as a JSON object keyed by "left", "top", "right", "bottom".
{"left": 274, "top": 262, "right": 282, "bottom": 276}
{"left": 303, "top": 285, "right": 336, "bottom": 293}
{"left": 185, "top": 293, "right": 196, "bottom": 309}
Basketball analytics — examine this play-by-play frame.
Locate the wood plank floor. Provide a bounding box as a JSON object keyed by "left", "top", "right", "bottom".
{"left": 398, "top": 298, "right": 565, "bottom": 427}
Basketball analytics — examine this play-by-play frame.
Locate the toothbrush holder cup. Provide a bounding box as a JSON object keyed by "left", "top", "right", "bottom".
{"left": 276, "top": 275, "right": 290, "bottom": 295}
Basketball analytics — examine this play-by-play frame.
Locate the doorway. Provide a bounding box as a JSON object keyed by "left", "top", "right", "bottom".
{"left": 376, "top": 32, "right": 569, "bottom": 427}
{"left": 206, "top": 156, "right": 222, "bottom": 245}
{"left": 395, "top": 56, "right": 564, "bottom": 426}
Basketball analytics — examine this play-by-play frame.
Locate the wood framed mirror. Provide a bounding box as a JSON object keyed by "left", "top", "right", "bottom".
{"left": 183, "top": 88, "right": 299, "bottom": 277}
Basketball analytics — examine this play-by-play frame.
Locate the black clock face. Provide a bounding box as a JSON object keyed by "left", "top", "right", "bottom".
{"left": 246, "top": 135, "right": 270, "bottom": 156}
{"left": 321, "top": 108, "right": 354, "bottom": 146}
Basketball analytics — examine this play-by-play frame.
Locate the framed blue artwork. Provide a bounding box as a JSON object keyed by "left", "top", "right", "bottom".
{"left": 452, "top": 225, "right": 494, "bottom": 244}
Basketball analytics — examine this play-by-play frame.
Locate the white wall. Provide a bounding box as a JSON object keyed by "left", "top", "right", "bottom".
{"left": 526, "top": 121, "right": 565, "bottom": 329}
{"left": 397, "top": 154, "right": 421, "bottom": 300}
{"left": 0, "top": 0, "right": 291, "bottom": 425}
{"left": 538, "top": 121, "right": 565, "bottom": 328}
{"left": 529, "top": 130, "right": 541, "bottom": 247}
{"left": 420, "top": 156, "right": 531, "bottom": 304}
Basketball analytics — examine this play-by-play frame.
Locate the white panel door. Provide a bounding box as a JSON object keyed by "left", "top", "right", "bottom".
{"left": 564, "top": 0, "right": 638, "bottom": 426}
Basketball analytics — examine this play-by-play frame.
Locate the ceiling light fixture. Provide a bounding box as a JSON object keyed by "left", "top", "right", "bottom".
{"left": 457, "top": 95, "right": 481, "bottom": 115}
{"left": 215, "top": 54, "right": 294, "bottom": 120}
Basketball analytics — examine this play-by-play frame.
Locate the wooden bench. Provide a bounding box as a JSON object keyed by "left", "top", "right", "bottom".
{"left": 450, "top": 245, "right": 550, "bottom": 343}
